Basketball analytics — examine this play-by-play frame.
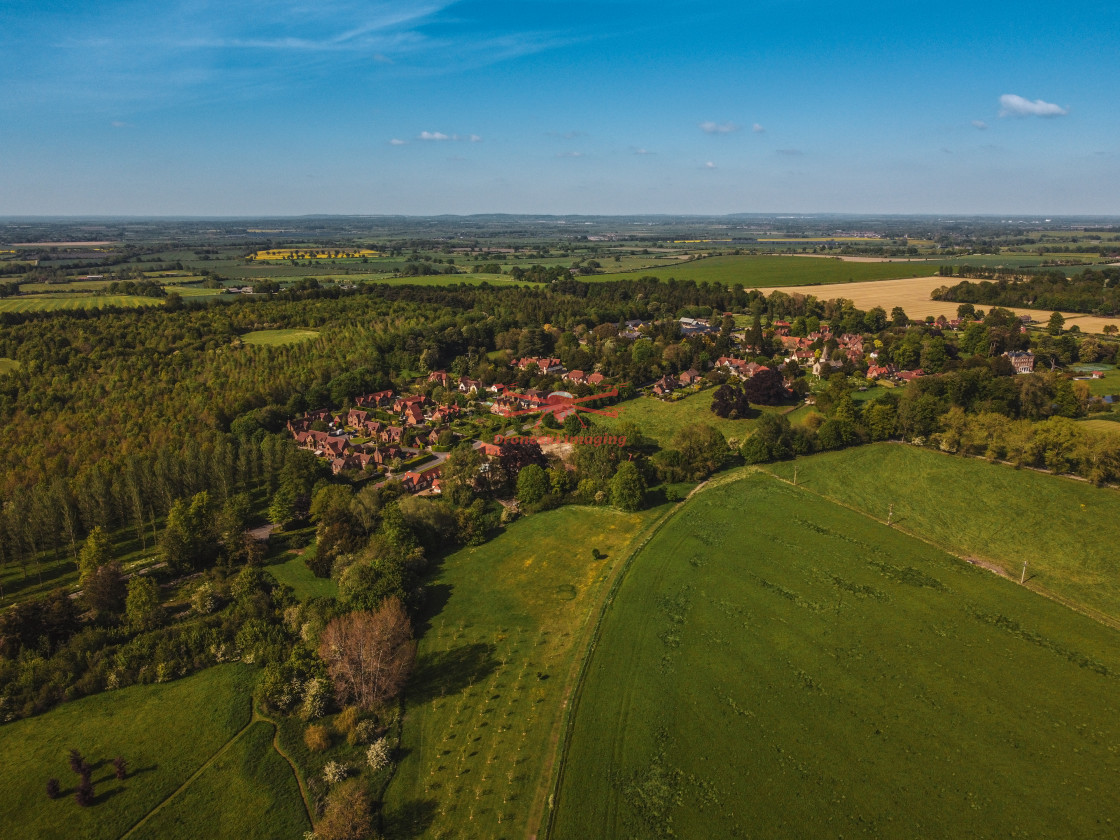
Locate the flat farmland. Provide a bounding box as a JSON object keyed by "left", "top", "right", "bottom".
{"left": 552, "top": 470, "right": 1120, "bottom": 840}
{"left": 0, "top": 294, "right": 160, "bottom": 312}
{"left": 752, "top": 275, "right": 1120, "bottom": 333}
{"left": 589, "top": 255, "right": 937, "bottom": 286}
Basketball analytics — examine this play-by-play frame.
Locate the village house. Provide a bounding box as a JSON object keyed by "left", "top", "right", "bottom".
{"left": 1004, "top": 350, "right": 1036, "bottom": 374}
{"left": 379, "top": 426, "right": 404, "bottom": 444}
{"left": 679, "top": 368, "right": 703, "bottom": 386}
{"left": 402, "top": 402, "right": 426, "bottom": 426}
{"left": 865, "top": 363, "right": 895, "bottom": 380}
{"left": 427, "top": 370, "right": 452, "bottom": 389}
{"left": 355, "top": 390, "right": 394, "bottom": 408}
{"left": 393, "top": 394, "right": 428, "bottom": 413}
{"left": 512, "top": 357, "right": 565, "bottom": 374}
{"left": 652, "top": 375, "right": 680, "bottom": 396}
{"left": 896, "top": 369, "right": 925, "bottom": 382}
{"left": 716, "top": 356, "right": 766, "bottom": 379}
{"left": 679, "top": 317, "right": 715, "bottom": 336}
{"left": 586, "top": 372, "right": 606, "bottom": 386}
{"left": 370, "top": 445, "right": 402, "bottom": 466}
{"left": 458, "top": 377, "right": 482, "bottom": 394}
{"left": 812, "top": 358, "right": 844, "bottom": 377}
{"left": 564, "top": 370, "right": 588, "bottom": 385}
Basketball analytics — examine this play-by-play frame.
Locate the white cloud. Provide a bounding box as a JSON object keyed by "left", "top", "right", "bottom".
{"left": 752, "top": 123, "right": 765, "bottom": 133}
{"left": 704, "top": 160, "right": 716, "bottom": 169}
{"left": 700, "top": 121, "right": 739, "bottom": 134}
{"left": 417, "top": 131, "right": 481, "bottom": 142}
{"left": 633, "top": 147, "right": 653, "bottom": 155}
{"left": 972, "top": 120, "right": 988, "bottom": 130}
{"left": 388, "top": 138, "right": 407, "bottom": 145}
{"left": 998, "top": 94, "right": 1068, "bottom": 118}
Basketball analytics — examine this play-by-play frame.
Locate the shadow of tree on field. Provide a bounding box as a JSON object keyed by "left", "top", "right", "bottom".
{"left": 406, "top": 642, "right": 499, "bottom": 704}
{"left": 413, "top": 582, "right": 453, "bottom": 637}
{"left": 381, "top": 797, "right": 438, "bottom": 840}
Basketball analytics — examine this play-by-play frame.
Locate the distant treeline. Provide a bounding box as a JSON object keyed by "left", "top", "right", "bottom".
{"left": 933, "top": 267, "right": 1120, "bottom": 315}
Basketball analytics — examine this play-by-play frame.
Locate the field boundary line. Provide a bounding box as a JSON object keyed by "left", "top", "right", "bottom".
{"left": 766, "top": 463, "right": 1120, "bottom": 634}
{"left": 535, "top": 472, "right": 741, "bottom": 840}
{"left": 118, "top": 697, "right": 257, "bottom": 840}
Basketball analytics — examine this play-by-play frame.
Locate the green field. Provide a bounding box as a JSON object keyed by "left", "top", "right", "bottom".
{"left": 0, "top": 357, "right": 19, "bottom": 374}
{"left": 764, "top": 444, "right": 1120, "bottom": 624}
{"left": 131, "top": 721, "right": 310, "bottom": 840}
{"left": 0, "top": 664, "right": 258, "bottom": 840}
{"left": 0, "top": 294, "right": 160, "bottom": 312}
{"left": 381, "top": 503, "right": 666, "bottom": 840}
{"left": 266, "top": 547, "right": 338, "bottom": 601}
{"left": 588, "top": 255, "right": 938, "bottom": 287}
{"left": 240, "top": 328, "right": 321, "bottom": 346}
{"left": 552, "top": 470, "right": 1120, "bottom": 839}
{"left": 598, "top": 389, "right": 804, "bottom": 448}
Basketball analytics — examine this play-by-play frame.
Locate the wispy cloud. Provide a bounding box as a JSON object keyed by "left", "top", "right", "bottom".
{"left": 752, "top": 123, "right": 765, "bottom": 133}
{"left": 700, "top": 121, "right": 739, "bottom": 135}
{"left": 632, "top": 147, "right": 654, "bottom": 155}
{"left": 388, "top": 138, "right": 407, "bottom": 145}
{"left": 418, "top": 131, "right": 481, "bottom": 142}
{"left": 3, "top": 1, "right": 579, "bottom": 112}
{"left": 557, "top": 151, "right": 584, "bottom": 158}
{"left": 999, "top": 94, "right": 1068, "bottom": 118}
{"left": 704, "top": 160, "right": 717, "bottom": 169}
{"left": 972, "top": 120, "right": 989, "bottom": 130}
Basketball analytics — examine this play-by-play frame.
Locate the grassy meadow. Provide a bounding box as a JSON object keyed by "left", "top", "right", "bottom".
{"left": 130, "top": 721, "right": 310, "bottom": 840}
{"left": 764, "top": 444, "right": 1120, "bottom": 624}
{"left": 552, "top": 471, "right": 1120, "bottom": 840}
{"left": 240, "top": 328, "right": 321, "bottom": 346}
{"left": 0, "top": 357, "right": 20, "bottom": 374}
{"left": 381, "top": 503, "right": 667, "bottom": 840}
{"left": 589, "top": 254, "right": 937, "bottom": 286}
{"left": 266, "top": 546, "right": 338, "bottom": 601}
{"left": 0, "top": 664, "right": 258, "bottom": 840}
{"left": 597, "top": 388, "right": 806, "bottom": 448}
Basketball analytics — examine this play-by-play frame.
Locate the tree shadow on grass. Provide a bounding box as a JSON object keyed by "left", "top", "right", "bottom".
{"left": 413, "top": 582, "right": 453, "bottom": 637}
{"left": 381, "top": 797, "right": 438, "bottom": 840}
{"left": 91, "top": 785, "right": 125, "bottom": 806}
{"left": 406, "top": 642, "right": 499, "bottom": 704}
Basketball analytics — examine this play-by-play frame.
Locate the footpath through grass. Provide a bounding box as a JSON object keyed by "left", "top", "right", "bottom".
{"left": 380, "top": 503, "right": 665, "bottom": 840}
{"left": 0, "top": 664, "right": 256, "bottom": 840}
{"left": 764, "top": 444, "right": 1120, "bottom": 624}
{"left": 130, "top": 720, "right": 310, "bottom": 840}
{"left": 552, "top": 470, "right": 1120, "bottom": 840}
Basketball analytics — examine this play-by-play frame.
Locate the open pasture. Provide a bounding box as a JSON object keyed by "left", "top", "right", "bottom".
{"left": 130, "top": 720, "right": 310, "bottom": 840}
{"left": 589, "top": 254, "right": 937, "bottom": 286}
{"left": 0, "top": 665, "right": 259, "bottom": 840}
{"left": 381, "top": 503, "right": 664, "bottom": 840}
{"left": 594, "top": 389, "right": 804, "bottom": 448}
{"left": 0, "top": 357, "right": 19, "bottom": 374}
{"left": 552, "top": 470, "right": 1120, "bottom": 840}
{"left": 240, "top": 328, "right": 320, "bottom": 346}
{"left": 765, "top": 444, "right": 1120, "bottom": 623}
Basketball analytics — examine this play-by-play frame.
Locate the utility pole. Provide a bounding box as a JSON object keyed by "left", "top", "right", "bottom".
{"left": 793, "top": 465, "right": 798, "bottom": 486}
{"left": 886, "top": 503, "right": 894, "bottom": 527}
{"left": 1020, "top": 560, "right": 1028, "bottom": 584}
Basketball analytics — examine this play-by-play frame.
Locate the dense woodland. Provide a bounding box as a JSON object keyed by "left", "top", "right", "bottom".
{"left": 934, "top": 267, "right": 1120, "bottom": 315}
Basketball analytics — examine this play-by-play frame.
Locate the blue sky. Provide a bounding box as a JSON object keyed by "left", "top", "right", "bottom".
{"left": 1, "top": 0, "right": 1117, "bottom": 215}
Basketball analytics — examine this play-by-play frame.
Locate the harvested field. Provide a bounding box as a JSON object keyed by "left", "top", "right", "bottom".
{"left": 751, "top": 275, "right": 1120, "bottom": 334}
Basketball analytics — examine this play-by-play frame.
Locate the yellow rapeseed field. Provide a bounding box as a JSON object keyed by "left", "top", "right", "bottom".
{"left": 250, "top": 248, "right": 380, "bottom": 261}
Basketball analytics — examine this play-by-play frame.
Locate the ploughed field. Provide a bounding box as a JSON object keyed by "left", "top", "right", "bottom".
{"left": 552, "top": 470, "right": 1120, "bottom": 839}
